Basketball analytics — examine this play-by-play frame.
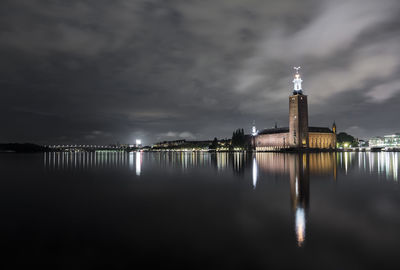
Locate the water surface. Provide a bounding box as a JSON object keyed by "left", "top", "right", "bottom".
{"left": 1, "top": 152, "right": 399, "bottom": 269}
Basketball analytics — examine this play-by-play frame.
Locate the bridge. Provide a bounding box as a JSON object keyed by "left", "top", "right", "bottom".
{"left": 47, "top": 145, "right": 141, "bottom": 152}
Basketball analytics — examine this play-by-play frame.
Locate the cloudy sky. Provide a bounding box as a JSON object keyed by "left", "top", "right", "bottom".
{"left": 1, "top": 0, "right": 399, "bottom": 145}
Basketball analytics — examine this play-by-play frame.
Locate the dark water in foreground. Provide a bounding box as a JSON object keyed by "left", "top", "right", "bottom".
{"left": 1, "top": 152, "right": 399, "bottom": 269}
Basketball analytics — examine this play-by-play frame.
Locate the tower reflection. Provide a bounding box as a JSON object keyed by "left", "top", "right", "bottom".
{"left": 252, "top": 157, "right": 258, "bottom": 189}
{"left": 289, "top": 154, "right": 309, "bottom": 247}
{"left": 254, "top": 152, "right": 337, "bottom": 247}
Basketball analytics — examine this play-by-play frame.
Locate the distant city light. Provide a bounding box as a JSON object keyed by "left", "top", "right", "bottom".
{"left": 136, "top": 139, "right": 142, "bottom": 145}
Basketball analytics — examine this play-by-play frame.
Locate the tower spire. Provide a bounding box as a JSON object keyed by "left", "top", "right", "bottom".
{"left": 252, "top": 120, "right": 258, "bottom": 136}
{"left": 332, "top": 120, "right": 337, "bottom": 134}
{"left": 293, "top": 66, "right": 303, "bottom": 95}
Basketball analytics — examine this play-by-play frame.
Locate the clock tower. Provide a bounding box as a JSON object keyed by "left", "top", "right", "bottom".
{"left": 289, "top": 67, "right": 309, "bottom": 148}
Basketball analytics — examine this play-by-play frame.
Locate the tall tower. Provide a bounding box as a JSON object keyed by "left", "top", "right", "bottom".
{"left": 332, "top": 121, "right": 337, "bottom": 134}
{"left": 289, "top": 67, "right": 309, "bottom": 148}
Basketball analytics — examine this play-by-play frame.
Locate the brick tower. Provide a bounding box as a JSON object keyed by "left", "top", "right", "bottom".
{"left": 289, "top": 67, "right": 309, "bottom": 148}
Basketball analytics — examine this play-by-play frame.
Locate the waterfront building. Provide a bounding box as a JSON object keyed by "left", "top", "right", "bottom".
{"left": 253, "top": 67, "right": 336, "bottom": 151}
{"left": 369, "top": 134, "right": 400, "bottom": 148}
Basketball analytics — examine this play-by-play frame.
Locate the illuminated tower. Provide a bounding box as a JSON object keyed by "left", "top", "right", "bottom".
{"left": 332, "top": 121, "right": 337, "bottom": 134}
{"left": 292, "top": 67, "right": 303, "bottom": 95}
{"left": 251, "top": 121, "right": 258, "bottom": 136}
{"left": 289, "top": 67, "right": 309, "bottom": 148}
{"left": 251, "top": 121, "right": 258, "bottom": 150}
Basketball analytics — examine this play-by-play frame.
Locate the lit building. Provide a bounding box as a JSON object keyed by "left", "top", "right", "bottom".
{"left": 253, "top": 67, "right": 336, "bottom": 151}
{"left": 136, "top": 139, "right": 142, "bottom": 147}
{"left": 369, "top": 134, "right": 400, "bottom": 148}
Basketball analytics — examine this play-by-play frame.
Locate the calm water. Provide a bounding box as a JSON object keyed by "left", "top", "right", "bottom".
{"left": 1, "top": 152, "right": 399, "bottom": 268}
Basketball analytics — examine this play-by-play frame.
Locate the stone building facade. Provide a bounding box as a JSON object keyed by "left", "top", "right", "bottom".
{"left": 253, "top": 68, "right": 336, "bottom": 151}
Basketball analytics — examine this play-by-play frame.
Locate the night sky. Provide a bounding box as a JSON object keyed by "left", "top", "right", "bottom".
{"left": 1, "top": 0, "right": 400, "bottom": 145}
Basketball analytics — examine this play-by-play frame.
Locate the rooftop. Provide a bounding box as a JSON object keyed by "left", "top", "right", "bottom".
{"left": 308, "top": 127, "right": 334, "bottom": 133}
{"left": 258, "top": 127, "right": 289, "bottom": 135}
{"left": 257, "top": 126, "right": 334, "bottom": 135}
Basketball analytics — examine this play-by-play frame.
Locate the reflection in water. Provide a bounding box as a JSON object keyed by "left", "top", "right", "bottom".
{"left": 250, "top": 152, "right": 399, "bottom": 246}
{"left": 216, "top": 153, "right": 228, "bottom": 170}
{"left": 289, "top": 154, "right": 309, "bottom": 247}
{"left": 252, "top": 157, "right": 258, "bottom": 189}
{"left": 136, "top": 152, "right": 142, "bottom": 176}
{"left": 295, "top": 207, "right": 306, "bottom": 247}
{"left": 129, "top": 152, "right": 134, "bottom": 170}
{"left": 337, "top": 152, "right": 399, "bottom": 182}
{"left": 43, "top": 151, "right": 400, "bottom": 246}
{"left": 45, "top": 152, "right": 137, "bottom": 172}
{"left": 394, "top": 153, "right": 398, "bottom": 181}
{"left": 247, "top": 153, "right": 314, "bottom": 246}
{"left": 43, "top": 152, "right": 399, "bottom": 183}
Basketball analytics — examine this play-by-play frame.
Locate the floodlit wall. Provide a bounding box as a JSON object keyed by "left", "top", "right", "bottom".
{"left": 255, "top": 133, "right": 290, "bottom": 151}
{"left": 309, "top": 132, "right": 336, "bottom": 149}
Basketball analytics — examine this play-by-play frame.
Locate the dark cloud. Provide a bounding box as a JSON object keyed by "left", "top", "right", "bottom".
{"left": 0, "top": 0, "right": 399, "bottom": 145}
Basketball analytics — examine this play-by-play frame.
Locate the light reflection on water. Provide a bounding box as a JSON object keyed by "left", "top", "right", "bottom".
{"left": 42, "top": 151, "right": 400, "bottom": 247}
{"left": 135, "top": 152, "right": 142, "bottom": 176}
{"left": 43, "top": 151, "right": 399, "bottom": 183}
{"left": 335, "top": 152, "right": 399, "bottom": 182}
{"left": 252, "top": 157, "right": 258, "bottom": 189}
